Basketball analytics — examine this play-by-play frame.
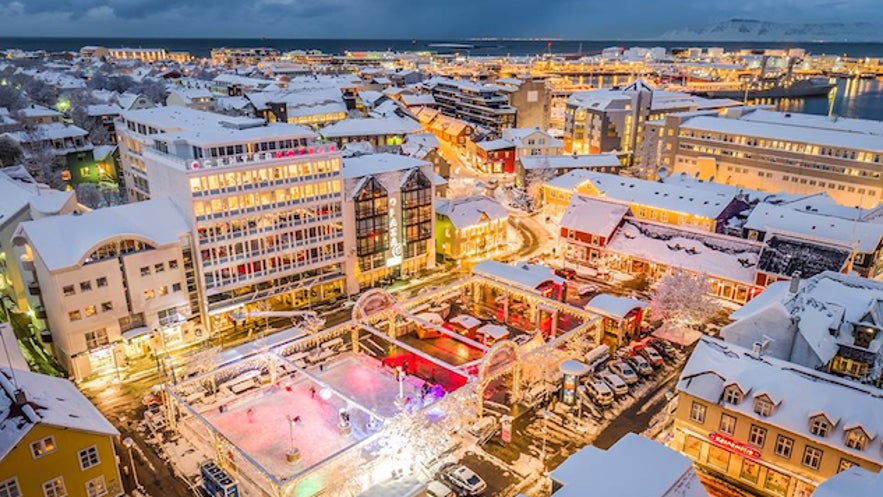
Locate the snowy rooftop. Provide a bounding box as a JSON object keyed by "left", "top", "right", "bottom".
{"left": 679, "top": 337, "right": 883, "bottom": 466}
{"left": 501, "top": 127, "right": 564, "bottom": 148}
{"left": 740, "top": 109, "right": 883, "bottom": 137}
{"left": 661, "top": 172, "right": 770, "bottom": 203}
{"left": 400, "top": 94, "right": 436, "bottom": 107}
{"left": 0, "top": 170, "right": 73, "bottom": 225}
{"left": 87, "top": 103, "right": 123, "bottom": 117}
{"left": 559, "top": 195, "right": 629, "bottom": 239}
{"left": 342, "top": 153, "right": 429, "bottom": 179}
{"left": 157, "top": 122, "right": 316, "bottom": 148}
{"left": 475, "top": 138, "right": 514, "bottom": 152}
{"left": 585, "top": 294, "right": 647, "bottom": 319}
{"left": 744, "top": 203, "right": 883, "bottom": 253}
{"left": 756, "top": 235, "right": 850, "bottom": 279}
{"left": 721, "top": 271, "right": 883, "bottom": 372}
{"left": 813, "top": 466, "right": 883, "bottom": 497}
{"left": 0, "top": 367, "right": 118, "bottom": 460}
{"left": 606, "top": 220, "right": 761, "bottom": 284}
{"left": 472, "top": 261, "right": 565, "bottom": 292}
{"left": 19, "top": 197, "right": 191, "bottom": 272}
{"left": 568, "top": 86, "right": 736, "bottom": 112}
{"left": 435, "top": 195, "right": 508, "bottom": 229}
{"left": 319, "top": 116, "right": 421, "bottom": 138}
{"left": 680, "top": 115, "right": 883, "bottom": 152}
{"left": 551, "top": 433, "right": 708, "bottom": 497}
{"left": 520, "top": 153, "right": 621, "bottom": 171}
{"left": 122, "top": 106, "right": 264, "bottom": 132}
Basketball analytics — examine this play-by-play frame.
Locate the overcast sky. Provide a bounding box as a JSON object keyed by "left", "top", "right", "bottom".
{"left": 0, "top": 0, "right": 878, "bottom": 38}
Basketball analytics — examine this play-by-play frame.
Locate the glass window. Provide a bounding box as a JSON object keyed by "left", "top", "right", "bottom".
{"left": 154, "top": 263, "right": 165, "bottom": 273}
{"left": 42, "top": 478, "right": 66, "bottom": 497}
{"left": 168, "top": 260, "right": 179, "bottom": 269}
{"left": 748, "top": 425, "right": 767, "bottom": 448}
{"left": 101, "top": 302, "right": 113, "bottom": 312}
{"left": 683, "top": 436, "right": 701, "bottom": 458}
{"left": 802, "top": 446, "right": 823, "bottom": 470}
{"left": 144, "top": 290, "right": 154, "bottom": 300}
{"left": 30, "top": 436, "right": 57, "bottom": 458}
{"left": 0, "top": 479, "right": 21, "bottom": 497}
{"left": 690, "top": 401, "right": 706, "bottom": 423}
{"left": 765, "top": 469, "right": 790, "bottom": 496}
{"left": 78, "top": 446, "right": 100, "bottom": 470}
{"left": 754, "top": 398, "right": 773, "bottom": 417}
{"left": 810, "top": 417, "right": 830, "bottom": 437}
{"left": 85, "top": 329, "right": 109, "bottom": 350}
{"left": 774, "top": 435, "right": 793, "bottom": 459}
{"left": 724, "top": 386, "right": 743, "bottom": 404}
{"left": 845, "top": 430, "right": 868, "bottom": 450}
{"left": 63, "top": 285, "right": 75, "bottom": 296}
{"left": 84, "top": 305, "right": 97, "bottom": 317}
{"left": 69, "top": 310, "right": 82, "bottom": 322}
{"left": 707, "top": 445, "right": 731, "bottom": 470}
{"left": 85, "top": 477, "right": 106, "bottom": 497}
{"left": 740, "top": 459, "right": 761, "bottom": 484}
{"left": 140, "top": 266, "right": 150, "bottom": 277}
{"left": 719, "top": 414, "right": 737, "bottom": 435}
{"left": 79, "top": 281, "right": 92, "bottom": 292}
{"left": 838, "top": 459, "right": 858, "bottom": 473}
{"left": 96, "top": 277, "right": 108, "bottom": 287}
{"left": 158, "top": 286, "right": 168, "bottom": 297}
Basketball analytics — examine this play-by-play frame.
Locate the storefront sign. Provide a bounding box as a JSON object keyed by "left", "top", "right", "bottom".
{"left": 387, "top": 196, "right": 402, "bottom": 267}
{"left": 708, "top": 432, "right": 761, "bottom": 460}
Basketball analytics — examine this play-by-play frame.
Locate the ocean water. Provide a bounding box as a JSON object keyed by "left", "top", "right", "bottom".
{"left": 1, "top": 37, "right": 881, "bottom": 120}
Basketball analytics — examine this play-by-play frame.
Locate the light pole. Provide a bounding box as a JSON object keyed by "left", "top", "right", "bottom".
{"left": 122, "top": 437, "right": 140, "bottom": 491}
{"left": 541, "top": 409, "right": 549, "bottom": 471}
{"left": 286, "top": 415, "right": 300, "bottom": 462}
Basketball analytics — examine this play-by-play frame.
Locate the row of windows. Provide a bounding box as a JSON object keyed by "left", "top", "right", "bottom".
{"left": 68, "top": 302, "right": 115, "bottom": 322}
{"left": 200, "top": 225, "right": 343, "bottom": 268}
{"left": 144, "top": 284, "right": 183, "bottom": 300}
{"left": 140, "top": 259, "right": 179, "bottom": 277}
{"left": 30, "top": 437, "right": 101, "bottom": 469}
{"left": 0, "top": 475, "right": 107, "bottom": 497}
{"left": 193, "top": 181, "right": 341, "bottom": 219}
{"left": 678, "top": 129, "right": 882, "bottom": 164}
{"left": 188, "top": 159, "right": 340, "bottom": 193}
{"left": 63, "top": 277, "right": 108, "bottom": 296}
{"left": 196, "top": 205, "right": 342, "bottom": 243}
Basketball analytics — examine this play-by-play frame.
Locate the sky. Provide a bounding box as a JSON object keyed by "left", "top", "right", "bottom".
{"left": 0, "top": 0, "right": 880, "bottom": 39}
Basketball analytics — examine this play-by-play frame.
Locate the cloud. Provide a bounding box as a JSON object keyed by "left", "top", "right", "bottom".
{"left": 0, "top": 0, "right": 878, "bottom": 38}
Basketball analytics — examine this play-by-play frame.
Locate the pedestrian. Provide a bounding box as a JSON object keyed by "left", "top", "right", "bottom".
{"left": 310, "top": 386, "right": 316, "bottom": 399}
{"left": 319, "top": 363, "right": 324, "bottom": 372}
{"left": 293, "top": 415, "right": 301, "bottom": 423}
{"left": 403, "top": 360, "right": 409, "bottom": 373}
{"left": 246, "top": 408, "right": 254, "bottom": 423}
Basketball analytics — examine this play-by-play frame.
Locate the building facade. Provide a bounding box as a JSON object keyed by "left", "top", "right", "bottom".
{"left": 435, "top": 195, "right": 508, "bottom": 260}
{"left": 426, "top": 78, "right": 516, "bottom": 135}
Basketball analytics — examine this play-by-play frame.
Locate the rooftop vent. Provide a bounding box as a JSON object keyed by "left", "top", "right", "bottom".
{"left": 13, "top": 389, "right": 27, "bottom": 406}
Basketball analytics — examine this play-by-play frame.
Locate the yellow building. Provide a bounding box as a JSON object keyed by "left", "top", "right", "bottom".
{"left": 673, "top": 338, "right": 883, "bottom": 497}
{"left": 0, "top": 368, "right": 123, "bottom": 497}
{"left": 541, "top": 170, "right": 742, "bottom": 233}
{"left": 435, "top": 195, "right": 509, "bottom": 260}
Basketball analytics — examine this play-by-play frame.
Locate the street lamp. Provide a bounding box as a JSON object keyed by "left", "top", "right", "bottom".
{"left": 285, "top": 415, "right": 301, "bottom": 462}
{"left": 122, "top": 437, "right": 140, "bottom": 491}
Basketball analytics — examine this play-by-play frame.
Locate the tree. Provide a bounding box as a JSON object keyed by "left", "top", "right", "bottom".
{"left": 23, "top": 79, "right": 56, "bottom": 108}
{"left": 648, "top": 269, "right": 720, "bottom": 328}
{"left": 74, "top": 183, "right": 102, "bottom": 208}
{"left": 0, "top": 85, "right": 26, "bottom": 111}
{"left": 0, "top": 136, "right": 23, "bottom": 166}
{"left": 131, "top": 80, "right": 168, "bottom": 105}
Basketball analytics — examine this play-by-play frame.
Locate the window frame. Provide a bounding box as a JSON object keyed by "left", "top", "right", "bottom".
{"left": 78, "top": 445, "right": 101, "bottom": 470}
{"left": 774, "top": 435, "right": 793, "bottom": 459}
{"left": 719, "top": 413, "right": 737, "bottom": 435}
{"left": 802, "top": 445, "right": 823, "bottom": 470}
{"left": 689, "top": 401, "right": 706, "bottom": 423}
{"left": 42, "top": 477, "right": 67, "bottom": 497}
{"left": 0, "top": 478, "right": 20, "bottom": 497}
{"left": 748, "top": 424, "right": 767, "bottom": 448}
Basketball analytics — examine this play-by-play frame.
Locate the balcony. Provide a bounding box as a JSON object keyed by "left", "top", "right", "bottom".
{"left": 27, "top": 281, "right": 40, "bottom": 296}
{"left": 19, "top": 253, "right": 34, "bottom": 271}
{"left": 144, "top": 143, "right": 340, "bottom": 172}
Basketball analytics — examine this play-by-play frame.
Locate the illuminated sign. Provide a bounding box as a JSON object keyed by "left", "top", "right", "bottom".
{"left": 386, "top": 196, "right": 402, "bottom": 267}
{"left": 708, "top": 432, "right": 761, "bottom": 460}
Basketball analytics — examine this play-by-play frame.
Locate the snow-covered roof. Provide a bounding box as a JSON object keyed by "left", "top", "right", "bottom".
{"left": 740, "top": 109, "right": 883, "bottom": 137}
{"left": 19, "top": 105, "right": 61, "bottom": 119}
{"left": 400, "top": 94, "right": 436, "bottom": 107}
{"left": 501, "top": 127, "right": 563, "bottom": 148}
{"left": 342, "top": 153, "right": 429, "bottom": 180}
{"left": 435, "top": 195, "right": 507, "bottom": 229}
{"left": 661, "top": 172, "right": 769, "bottom": 203}
{"left": 756, "top": 235, "right": 850, "bottom": 278}
{"left": 679, "top": 337, "right": 883, "bottom": 465}
{"left": 19, "top": 197, "right": 191, "bottom": 272}
{"left": 319, "top": 116, "right": 421, "bottom": 139}
{"left": 744, "top": 203, "right": 883, "bottom": 253}
{"left": 0, "top": 367, "right": 118, "bottom": 460}
{"left": 606, "top": 220, "right": 761, "bottom": 284}
{"left": 87, "top": 103, "right": 123, "bottom": 117}
{"left": 560, "top": 195, "right": 629, "bottom": 239}
{"left": 122, "top": 106, "right": 264, "bottom": 132}
{"left": 813, "top": 466, "right": 883, "bottom": 497}
{"left": 552, "top": 433, "right": 707, "bottom": 497}
{"left": 568, "top": 86, "right": 736, "bottom": 112}
{"left": 680, "top": 115, "right": 883, "bottom": 152}
{"left": 475, "top": 138, "right": 514, "bottom": 152}
{"left": 521, "top": 153, "right": 621, "bottom": 171}
{"left": 472, "top": 260, "right": 565, "bottom": 292}
{"left": 722, "top": 271, "right": 883, "bottom": 372}
{"left": 401, "top": 133, "right": 439, "bottom": 159}
{"left": 586, "top": 294, "right": 647, "bottom": 319}
{"left": 156, "top": 122, "right": 315, "bottom": 148}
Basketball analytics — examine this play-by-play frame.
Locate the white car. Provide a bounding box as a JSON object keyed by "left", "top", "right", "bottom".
{"left": 598, "top": 372, "right": 628, "bottom": 397}
{"left": 444, "top": 465, "right": 487, "bottom": 496}
{"left": 574, "top": 283, "right": 599, "bottom": 296}
{"left": 608, "top": 360, "right": 639, "bottom": 385}
{"left": 584, "top": 378, "right": 614, "bottom": 406}
{"left": 427, "top": 480, "right": 456, "bottom": 497}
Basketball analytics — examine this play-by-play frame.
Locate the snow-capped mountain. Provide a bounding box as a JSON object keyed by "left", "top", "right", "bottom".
{"left": 659, "top": 19, "right": 882, "bottom": 42}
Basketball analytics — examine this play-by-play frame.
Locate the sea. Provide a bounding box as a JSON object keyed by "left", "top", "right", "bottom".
{"left": 1, "top": 37, "right": 882, "bottom": 120}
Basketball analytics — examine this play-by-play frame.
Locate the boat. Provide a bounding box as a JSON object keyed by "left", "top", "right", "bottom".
{"left": 686, "top": 76, "right": 835, "bottom": 99}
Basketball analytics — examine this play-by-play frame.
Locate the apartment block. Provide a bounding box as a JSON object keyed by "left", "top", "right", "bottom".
{"left": 424, "top": 78, "right": 516, "bottom": 135}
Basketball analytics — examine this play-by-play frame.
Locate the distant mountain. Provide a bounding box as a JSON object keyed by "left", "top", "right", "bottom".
{"left": 659, "top": 19, "right": 882, "bottom": 42}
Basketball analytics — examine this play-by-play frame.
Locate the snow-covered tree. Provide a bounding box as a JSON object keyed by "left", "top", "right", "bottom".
{"left": 0, "top": 136, "right": 23, "bottom": 167}
{"left": 23, "top": 79, "right": 56, "bottom": 108}
{"left": 131, "top": 80, "right": 168, "bottom": 105}
{"left": 648, "top": 269, "right": 720, "bottom": 328}
{"left": 74, "top": 183, "right": 102, "bottom": 208}
{"left": 0, "top": 85, "right": 26, "bottom": 112}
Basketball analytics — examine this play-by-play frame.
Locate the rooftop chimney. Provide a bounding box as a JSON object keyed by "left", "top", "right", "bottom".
{"left": 13, "top": 389, "right": 27, "bottom": 406}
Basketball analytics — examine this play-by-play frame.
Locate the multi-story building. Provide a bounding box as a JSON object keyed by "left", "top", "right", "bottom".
{"left": 564, "top": 80, "right": 737, "bottom": 164}
{"left": 435, "top": 195, "right": 508, "bottom": 260}
{"left": 210, "top": 47, "right": 280, "bottom": 66}
{"left": 722, "top": 272, "right": 883, "bottom": 387}
{"left": 496, "top": 77, "right": 549, "bottom": 130}
{"left": 107, "top": 47, "right": 168, "bottom": 62}
{"left": 318, "top": 116, "right": 422, "bottom": 150}
{"left": 3, "top": 123, "right": 95, "bottom": 185}
{"left": 655, "top": 108, "right": 883, "bottom": 208}
{"left": 0, "top": 368, "right": 123, "bottom": 497}
{"left": 14, "top": 198, "right": 200, "bottom": 379}
{"left": 673, "top": 337, "right": 883, "bottom": 497}
{"left": 501, "top": 127, "right": 564, "bottom": 158}
{"left": 424, "top": 78, "right": 516, "bottom": 135}
{"left": 118, "top": 107, "right": 347, "bottom": 332}
{"left": 342, "top": 153, "right": 435, "bottom": 291}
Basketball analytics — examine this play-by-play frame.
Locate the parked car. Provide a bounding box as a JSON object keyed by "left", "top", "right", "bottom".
{"left": 608, "top": 360, "right": 639, "bottom": 385}
{"left": 555, "top": 268, "right": 576, "bottom": 280}
{"left": 443, "top": 465, "right": 487, "bottom": 496}
{"left": 597, "top": 372, "right": 628, "bottom": 397}
{"left": 626, "top": 355, "right": 654, "bottom": 377}
{"left": 584, "top": 377, "right": 614, "bottom": 406}
{"left": 427, "top": 480, "right": 456, "bottom": 497}
{"left": 650, "top": 338, "right": 678, "bottom": 360}
{"left": 635, "top": 345, "right": 664, "bottom": 368}
{"left": 574, "top": 283, "right": 599, "bottom": 296}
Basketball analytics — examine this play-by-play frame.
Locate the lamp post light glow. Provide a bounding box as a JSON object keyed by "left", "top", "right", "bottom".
{"left": 122, "top": 437, "right": 141, "bottom": 491}
{"left": 285, "top": 415, "right": 300, "bottom": 463}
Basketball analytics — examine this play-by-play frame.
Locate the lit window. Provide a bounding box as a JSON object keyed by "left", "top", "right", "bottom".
{"left": 774, "top": 435, "right": 793, "bottom": 459}
{"left": 68, "top": 310, "right": 82, "bottom": 322}
{"left": 838, "top": 459, "right": 857, "bottom": 473}
{"left": 802, "top": 446, "right": 823, "bottom": 470}
{"left": 84, "top": 477, "right": 106, "bottom": 497}
{"left": 63, "top": 285, "right": 75, "bottom": 296}
{"left": 42, "top": 478, "right": 66, "bottom": 497}
{"left": 96, "top": 277, "right": 108, "bottom": 288}
{"left": 78, "top": 446, "right": 100, "bottom": 470}
{"left": 690, "top": 401, "right": 706, "bottom": 423}
{"left": 810, "top": 416, "right": 831, "bottom": 437}
{"left": 84, "top": 305, "right": 97, "bottom": 317}
{"left": 31, "top": 437, "right": 57, "bottom": 458}
{"left": 144, "top": 290, "right": 154, "bottom": 300}
{"left": 845, "top": 429, "right": 868, "bottom": 450}
{"left": 719, "top": 414, "right": 737, "bottom": 435}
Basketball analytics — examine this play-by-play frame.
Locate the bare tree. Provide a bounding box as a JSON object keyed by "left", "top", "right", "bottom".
{"left": 0, "top": 85, "right": 26, "bottom": 112}
{"left": 20, "top": 128, "right": 64, "bottom": 190}
{"left": 0, "top": 136, "right": 23, "bottom": 167}
{"left": 648, "top": 269, "right": 720, "bottom": 328}
{"left": 131, "top": 80, "right": 168, "bottom": 105}
{"left": 74, "top": 183, "right": 102, "bottom": 208}
{"left": 23, "top": 79, "right": 56, "bottom": 108}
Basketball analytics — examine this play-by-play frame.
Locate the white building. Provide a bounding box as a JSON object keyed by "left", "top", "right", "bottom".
{"left": 14, "top": 198, "right": 198, "bottom": 379}
{"left": 118, "top": 107, "right": 347, "bottom": 333}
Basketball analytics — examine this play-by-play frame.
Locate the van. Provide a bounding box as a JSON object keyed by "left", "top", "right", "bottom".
{"left": 584, "top": 345, "right": 610, "bottom": 370}
{"left": 426, "top": 481, "right": 455, "bottom": 497}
